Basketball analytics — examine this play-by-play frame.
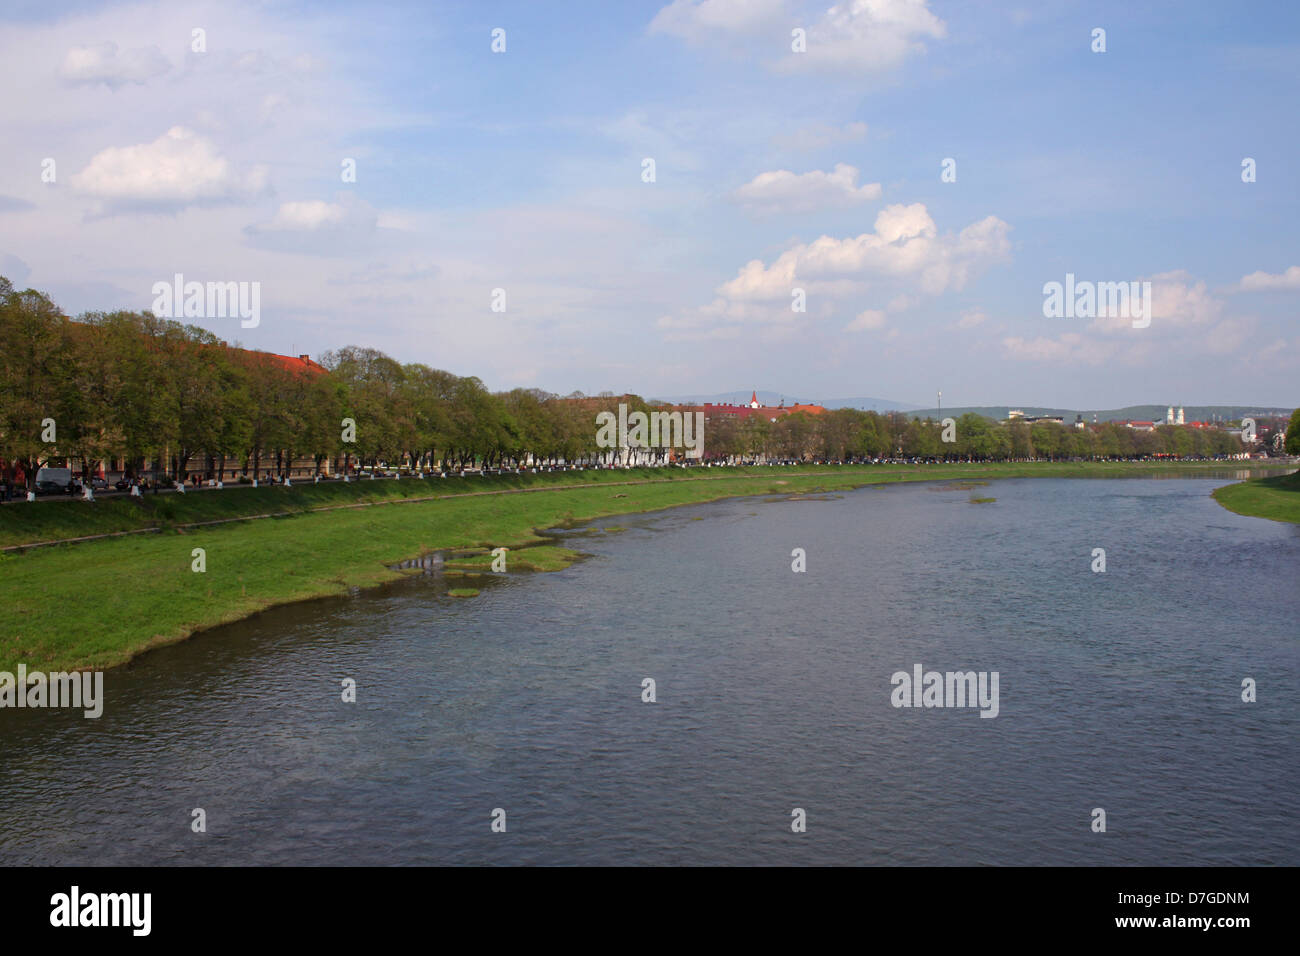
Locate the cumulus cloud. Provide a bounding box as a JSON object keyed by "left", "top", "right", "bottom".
{"left": 253, "top": 200, "right": 352, "bottom": 232}
{"left": 731, "top": 163, "right": 881, "bottom": 214}
{"left": 652, "top": 0, "right": 946, "bottom": 75}
{"left": 658, "top": 203, "right": 1010, "bottom": 338}
{"left": 1238, "top": 265, "right": 1300, "bottom": 291}
{"left": 785, "top": 0, "right": 946, "bottom": 74}
{"left": 244, "top": 195, "right": 380, "bottom": 254}
{"left": 649, "top": 0, "right": 787, "bottom": 40}
{"left": 1082, "top": 270, "right": 1221, "bottom": 334}
{"left": 60, "top": 41, "right": 170, "bottom": 89}
{"left": 1008, "top": 269, "right": 1264, "bottom": 365}
{"left": 718, "top": 203, "right": 1010, "bottom": 301}
{"left": 956, "top": 308, "right": 987, "bottom": 328}
{"left": 70, "top": 127, "right": 269, "bottom": 212}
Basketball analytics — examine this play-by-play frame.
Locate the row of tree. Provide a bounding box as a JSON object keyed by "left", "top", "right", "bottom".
{"left": 1, "top": 277, "right": 1292, "bottom": 490}
{"left": 0, "top": 279, "right": 645, "bottom": 486}
{"left": 702, "top": 408, "right": 1260, "bottom": 463}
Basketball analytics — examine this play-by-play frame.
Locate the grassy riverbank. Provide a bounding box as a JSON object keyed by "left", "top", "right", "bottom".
{"left": 1, "top": 460, "right": 1291, "bottom": 674}
{"left": 1212, "top": 468, "right": 1300, "bottom": 523}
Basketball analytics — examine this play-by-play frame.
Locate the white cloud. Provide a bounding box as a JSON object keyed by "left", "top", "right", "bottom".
{"left": 1008, "top": 269, "right": 1267, "bottom": 365}
{"left": 648, "top": 0, "right": 787, "bottom": 41}
{"left": 783, "top": 0, "right": 947, "bottom": 75}
{"left": 1147, "top": 272, "right": 1222, "bottom": 327}
{"left": 70, "top": 127, "right": 269, "bottom": 212}
{"left": 1238, "top": 265, "right": 1300, "bottom": 291}
{"left": 718, "top": 204, "right": 1009, "bottom": 301}
{"left": 254, "top": 200, "right": 349, "bottom": 232}
{"left": 732, "top": 163, "right": 881, "bottom": 214}
{"left": 1081, "top": 270, "right": 1222, "bottom": 334}
{"left": 846, "top": 308, "right": 886, "bottom": 331}
{"left": 957, "top": 308, "right": 986, "bottom": 328}
{"left": 60, "top": 41, "right": 170, "bottom": 89}
{"left": 658, "top": 203, "right": 1009, "bottom": 338}
{"left": 244, "top": 195, "right": 380, "bottom": 253}
{"left": 652, "top": 0, "right": 944, "bottom": 75}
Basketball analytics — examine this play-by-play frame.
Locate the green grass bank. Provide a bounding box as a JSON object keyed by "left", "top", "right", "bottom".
{"left": 1211, "top": 468, "right": 1300, "bottom": 524}
{"left": 1, "top": 460, "right": 1291, "bottom": 674}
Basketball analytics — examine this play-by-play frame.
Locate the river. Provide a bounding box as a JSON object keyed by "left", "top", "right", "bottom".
{"left": 1, "top": 476, "right": 1296, "bottom": 865}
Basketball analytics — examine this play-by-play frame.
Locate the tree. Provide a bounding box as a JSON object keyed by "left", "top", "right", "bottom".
{"left": 88, "top": 311, "right": 182, "bottom": 481}
{"left": 855, "top": 411, "right": 889, "bottom": 459}
{"left": 320, "top": 346, "right": 409, "bottom": 470}
{"left": 957, "top": 413, "right": 997, "bottom": 460}
{"left": 1008, "top": 421, "right": 1033, "bottom": 460}
{"left": 0, "top": 285, "right": 73, "bottom": 490}
{"left": 1286, "top": 408, "right": 1300, "bottom": 455}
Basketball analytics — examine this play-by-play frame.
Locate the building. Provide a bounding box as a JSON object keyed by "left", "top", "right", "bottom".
{"left": 673, "top": 391, "right": 827, "bottom": 425}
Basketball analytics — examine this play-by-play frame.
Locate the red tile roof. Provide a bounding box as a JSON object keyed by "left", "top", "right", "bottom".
{"left": 251, "top": 351, "right": 327, "bottom": 375}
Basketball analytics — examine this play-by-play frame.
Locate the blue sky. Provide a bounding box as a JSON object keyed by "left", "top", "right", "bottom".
{"left": 1, "top": 0, "right": 1296, "bottom": 407}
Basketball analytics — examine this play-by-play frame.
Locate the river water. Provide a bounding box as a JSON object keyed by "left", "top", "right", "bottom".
{"left": 2, "top": 476, "right": 1296, "bottom": 865}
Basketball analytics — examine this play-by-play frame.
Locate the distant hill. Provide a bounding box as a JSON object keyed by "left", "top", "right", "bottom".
{"left": 651, "top": 390, "right": 921, "bottom": 412}
{"left": 647, "top": 393, "right": 1291, "bottom": 421}
{"left": 904, "top": 405, "right": 1295, "bottom": 423}
{"left": 823, "top": 395, "right": 925, "bottom": 412}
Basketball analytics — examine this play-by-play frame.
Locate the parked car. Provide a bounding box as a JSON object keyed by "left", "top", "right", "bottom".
{"left": 35, "top": 467, "right": 75, "bottom": 495}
